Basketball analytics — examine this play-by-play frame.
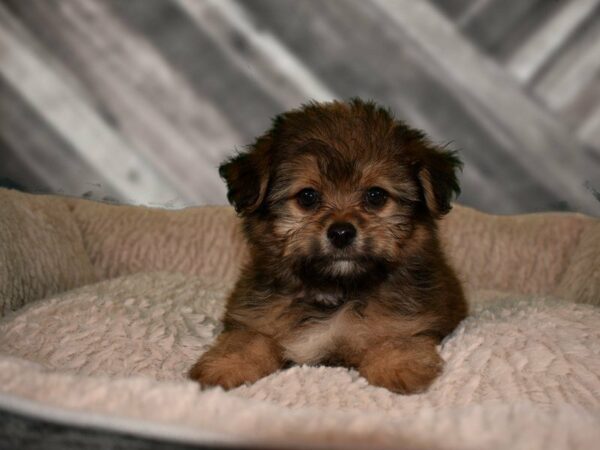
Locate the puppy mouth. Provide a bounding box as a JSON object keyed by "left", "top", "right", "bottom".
{"left": 305, "top": 254, "right": 379, "bottom": 270}
{"left": 329, "top": 256, "right": 357, "bottom": 262}
{"left": 319, "top": 252, "right": 363, "bottom": 268}
{"left": 327, "top": 258, "right": 362, "bottom": 275}
{"left": 293, "top": 254, "right": 393, "bottom": 292}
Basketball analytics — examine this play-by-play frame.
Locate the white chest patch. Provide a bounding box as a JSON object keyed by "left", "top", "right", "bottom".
{"left": 281, "top": 308, "right": 350, "bottom": 365}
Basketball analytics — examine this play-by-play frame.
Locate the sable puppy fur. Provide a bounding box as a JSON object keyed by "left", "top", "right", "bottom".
{"left": 189, "top": 99, "right": 467, "bottom": 394}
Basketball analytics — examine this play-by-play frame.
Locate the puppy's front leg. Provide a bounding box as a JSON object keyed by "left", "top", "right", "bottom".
{"left": 358, "top": 336, "right": 443, "bottom": 394}
{"left": 188, "top": 329, "right": 283, "bottom": 389}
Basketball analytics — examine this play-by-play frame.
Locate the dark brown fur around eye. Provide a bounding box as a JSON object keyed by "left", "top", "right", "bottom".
{"left": 189, "top": 99, "right": 467, "bottom": 394}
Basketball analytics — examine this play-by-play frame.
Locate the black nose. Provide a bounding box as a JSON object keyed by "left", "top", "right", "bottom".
{"left": 327, "top": 222, "right": 357, "bottom": 249}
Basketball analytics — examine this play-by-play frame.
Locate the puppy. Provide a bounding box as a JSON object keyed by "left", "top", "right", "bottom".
{"left": 189, "top": 99, "right": 467, "bottom": 394}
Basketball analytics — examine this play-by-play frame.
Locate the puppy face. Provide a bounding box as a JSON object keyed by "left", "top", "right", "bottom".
{"left": 220, "top": 100, "right": 461, "bottom": 290}
{"left": 267, "top": 145, "right": 419, "bottom": 288}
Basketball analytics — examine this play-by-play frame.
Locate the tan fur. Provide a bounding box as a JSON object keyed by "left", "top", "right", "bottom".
{"left": 358, "top": 336, "right": 443, "bottom": 394}
{"left": 281, "top": 309, "right": 348, "bottom": 365}
{"left": 188, "top": 329, "right": 283, "bottom": 390}
{"left": 281, "top": 302, "right": 440, "bottom": 368}
{"left": 419, "top": 169, "right": 439, "bottom": 216}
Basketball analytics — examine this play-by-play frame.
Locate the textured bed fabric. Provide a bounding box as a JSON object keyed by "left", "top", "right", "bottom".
{"left": 0, "top": 272, "right": 599, "bottom": 450}
{"left": 65, "top": 197, "right": 248, "bottom": 283}
{"left": 0, "top": 189, "right": 96, "bottom": 316}
{"left": 2, "top": 188, "right": 599, "bottom": 310}
{"left": 555, "top": 222, "right": 600, "bottom": 306}
{"left": 0, "top": 188, "right": 599, "bottom": 449}
{"left": 66, "top": 193, "right": 600, "bottom": 304}
{"left": 440, "top": 206, "right": 596, "bottom": 302}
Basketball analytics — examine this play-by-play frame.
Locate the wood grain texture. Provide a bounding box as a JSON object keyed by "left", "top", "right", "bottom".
{"left": 0, "top": 2, "right": 179, "bottom": 205}
{"left": 0, "top": 0, "right": 598, "bottom": 214}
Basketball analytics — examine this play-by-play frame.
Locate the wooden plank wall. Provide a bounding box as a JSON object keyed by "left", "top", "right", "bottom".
{"left": 0, "top": 0, "right": 599, "bottom": 214}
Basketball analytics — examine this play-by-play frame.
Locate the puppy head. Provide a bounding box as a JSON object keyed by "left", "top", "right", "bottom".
{"left": 220, "top": 100, "right": 461, "bottom": 289}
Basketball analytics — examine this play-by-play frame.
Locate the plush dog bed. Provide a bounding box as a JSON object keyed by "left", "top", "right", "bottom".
{"left": 1, "top": 188, "right": 599, "bottom": 449}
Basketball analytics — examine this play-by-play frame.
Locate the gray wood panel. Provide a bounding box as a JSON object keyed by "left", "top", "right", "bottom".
{"left": 0, "top": 119, "right": 117, "bottom": 202}
{"left": 3, "top": 0, "right": 236, "bottom": 205}
{"left": 431, "top": 0, "right": 478, "bottom": 20}
{"left": 0, "top": 1, "right": 184, "bottom": 206}
{"left": 0, "top": 53, "right": 117, "bottom": 201}
{"left": 458, "top": 0, "right": 557, "bottom": 58}
{"left": 505, "top": 0, "right": 600, "bottom": 83}
{"left": 107, "top": 0, "right": 285, "bottom": 139}
{"left": 0, "top": 0, "right": 598, "bottom": 215}
{"left": 241, "top": 0, "right": 595, "bottom": 213}
{"left": 377, "top": 0, "right": 600, "bottom": 210}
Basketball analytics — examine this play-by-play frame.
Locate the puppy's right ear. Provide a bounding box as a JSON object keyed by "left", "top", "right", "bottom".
{"left": 219, "top": 135, "right": 271, "bottom": 215}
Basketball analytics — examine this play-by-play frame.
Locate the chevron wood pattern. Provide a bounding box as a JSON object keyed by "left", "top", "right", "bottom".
{"left": 0, "top": 0, "right": 599, "bottom": 214}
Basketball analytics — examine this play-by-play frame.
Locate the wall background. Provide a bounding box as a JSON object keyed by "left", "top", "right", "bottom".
{"left": 1, "top": 0, "right": 599, "bottom": 214}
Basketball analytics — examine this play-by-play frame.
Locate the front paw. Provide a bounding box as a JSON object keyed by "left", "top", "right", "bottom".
{"left": 188, "top": 351, "right": 276, "bottom": 389}
{"left": 188, "top": 330, "right": 282, "bottom": 389}
{"left": 359, "top": 338, "right": 443, "bottom": 394}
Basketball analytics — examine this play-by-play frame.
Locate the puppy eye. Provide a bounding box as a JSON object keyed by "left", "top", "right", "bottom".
{"left": 365, "top": 187, "right": 388, "bottom": 208}
{"left": 296, "top": 188, "right": 320, "bottom": 209}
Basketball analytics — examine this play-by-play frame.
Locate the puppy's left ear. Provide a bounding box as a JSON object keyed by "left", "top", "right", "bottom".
{"left": 219, "top": 135, "right": 272, "bottom": 215}
{"left": 416, "top": 145, "right": 462, "bottom": 218}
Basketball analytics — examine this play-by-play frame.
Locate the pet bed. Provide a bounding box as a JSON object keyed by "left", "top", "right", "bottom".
{"left": 0, "top": 187, "right": 599, "bottom": 449}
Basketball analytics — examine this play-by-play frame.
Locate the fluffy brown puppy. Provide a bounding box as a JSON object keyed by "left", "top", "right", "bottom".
{"left": 189, "top": 99, "right": 467, "bottom": 394}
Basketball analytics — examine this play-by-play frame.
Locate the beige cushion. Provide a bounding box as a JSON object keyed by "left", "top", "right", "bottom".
{"left": 0, "top": 189, "right": 96, "bottom": 316}
{"left": 0, "top": 272, "right": 598, "bottom": 449}
{"left": 66, "top": 199, "right": 248, "bottom": 283}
